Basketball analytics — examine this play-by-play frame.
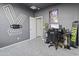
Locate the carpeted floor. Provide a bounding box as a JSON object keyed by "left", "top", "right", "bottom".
{"left": 0, "top": 37, "right": 79, "bottom": 56}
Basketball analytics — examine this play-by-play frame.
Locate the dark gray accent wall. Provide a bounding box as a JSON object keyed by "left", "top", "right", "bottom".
{"left": 0, "top": 3, "right": 33, "bottom": 48}
{"left": 35, "top": 4, "right": 79, "bottom": 30}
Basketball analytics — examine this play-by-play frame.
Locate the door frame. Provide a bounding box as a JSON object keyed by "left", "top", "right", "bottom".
{"left": 36, "top": 16, "right": 44, "bottom": 39}
{"left": 30, "top": 16, "right": 44, "bottom": 40}
{"left": 30, "top": 17, "right": 36, "bottom": 40}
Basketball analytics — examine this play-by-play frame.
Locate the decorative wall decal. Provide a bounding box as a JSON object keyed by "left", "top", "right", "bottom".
{"left": 16, "top": 14, "right": 26, "bottom": 25}
{"left": 8, "top": 29, "right": 22, "bottom": 36}
{"left": 2, "top": 4, "right": 27, "bottom": 36}
{"left": 2, "top": 4, "right": 16, "bottom": 24}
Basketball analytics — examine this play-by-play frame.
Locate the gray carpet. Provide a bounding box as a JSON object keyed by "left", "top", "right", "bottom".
{"left": 0, "top": 37, "right": 79, "bottom": 56}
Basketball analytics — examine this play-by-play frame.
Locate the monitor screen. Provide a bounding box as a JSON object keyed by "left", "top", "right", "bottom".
{"left": 50, "top": 24, "right": 59, "bottom": 29}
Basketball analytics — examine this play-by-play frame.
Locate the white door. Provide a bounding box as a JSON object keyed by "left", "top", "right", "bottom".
{"left": 30, "top": 17, "right": 36, "bottom": 40}
{"left": 36, "top": 16, "right": 43, "bottom": 38}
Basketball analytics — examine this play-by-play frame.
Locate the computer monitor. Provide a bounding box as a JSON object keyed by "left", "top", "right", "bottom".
{"left": 50, "top": 24, "right": 59, "bottom": 29}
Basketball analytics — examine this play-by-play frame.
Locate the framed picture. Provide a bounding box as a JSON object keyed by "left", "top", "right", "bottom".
{"left": 49, "top": 9, "right": 58, "bottom": 24}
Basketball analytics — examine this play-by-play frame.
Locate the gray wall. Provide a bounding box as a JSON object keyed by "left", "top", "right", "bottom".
{"left": 35, "top": 4, "right": 79, "bottom": 30}
{"left": 0, "top": 3, "right": 33, "bottom": 48}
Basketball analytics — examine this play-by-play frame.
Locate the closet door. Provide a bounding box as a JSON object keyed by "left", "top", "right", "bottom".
{"left": 36, "top": 16, "right": 43, "bottom": 38}
{"left": 30, "top": 17, "right": 36, "bottom": 40}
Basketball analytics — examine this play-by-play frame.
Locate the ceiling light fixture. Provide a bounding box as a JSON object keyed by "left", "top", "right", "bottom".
{"left": 30, "top": 6, "right": 37, "bottom": 10}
